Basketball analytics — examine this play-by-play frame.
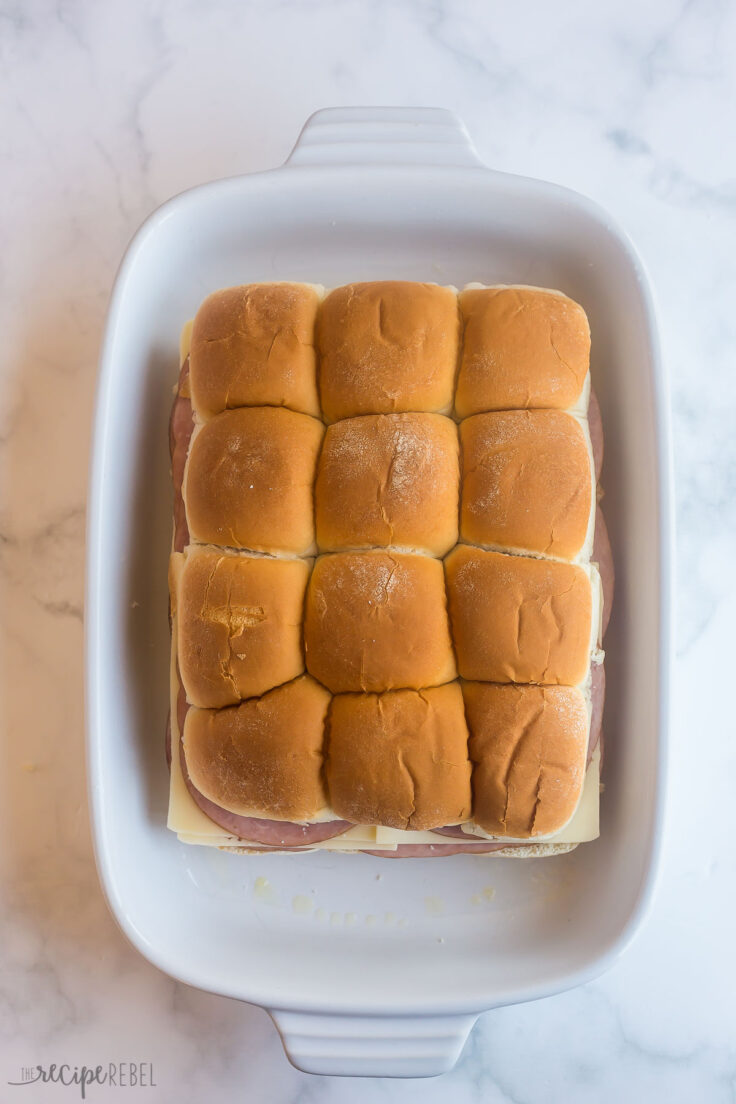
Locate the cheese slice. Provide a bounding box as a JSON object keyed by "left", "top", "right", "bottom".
{"left": 180, "top": 319, "right": 193, "bottom": 365}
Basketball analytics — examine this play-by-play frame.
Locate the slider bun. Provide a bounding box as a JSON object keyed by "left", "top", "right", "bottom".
{"left": 456, "top": 287, "right": 590, "bottom": 417}
{"left": 182, "top": 675, "right": 330, "bottom": 821}
{"left": 326, "top": 683, "right": 472, "bottom": 830}
{"left": 445, "top": 545, "right": 593, "bottom": 685}
{"left": 460, "top": 410, "right": 592, "bottom": 559}
{"left": 315, "top": 413, "right": 460, "bottom": 556}
{"left": 317, "top": 282, "right": 459, "bottom": 422}
{"left": 463, "top": 682, "right": 588, "bottom": 838}
{"left": 175, "top": 546, "right": 309, "bottom": 708}
{"left": 184, "top": 406, "right": 324, "bottom": 555}
{"left": 304, "top": 551, "right": 457, "bottom": 693}
{"left": 189, "top": 284, "right": 321, "bottom": 419}
{"left": 484, "top": 843, "right": 578, "bottom": 857}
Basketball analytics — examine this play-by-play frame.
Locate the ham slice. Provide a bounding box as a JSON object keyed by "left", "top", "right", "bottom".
{"left": 431, "top": 825, "right": 482, "bottom": 840}
{"left": 429, "top": 823, "right": 533, "bottom": 847}
{"left": 589, "top": 387, "right": 613, "bottom": 638}
{"left": 169, "top": 356, "right": 194, "bottom": 553}
{"left": 593, "top": 505, "right": 614, "bottom": 638}
{"left": 176, "top": 678, "right": 188, "bottom": 738}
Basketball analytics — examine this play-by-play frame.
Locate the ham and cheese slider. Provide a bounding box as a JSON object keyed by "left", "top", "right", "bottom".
{"left": 455, "top": 285, "right": 590, "bottom": 416}
{"left": 461, "top": 682, "right": 589, "bottom": 839}
{"left": 315, "top": 412, "right": 460, "bottom": 556}
{"left": 183, "top": 406, "right": 324, "bottom": 556}
{"left": 444, "top": 545, "right": 600, "bottom": 686}
{"left": 316, "top": 281, "right": 460, "bottom": 422}
{"left": 460, "top": 410, "right": 595, "bottom": 561}
{"left": 188, "top": 283, "right": 322, "bottom": 419}
{"left": 171, "top": 546, "right": 309, "bottom": 708}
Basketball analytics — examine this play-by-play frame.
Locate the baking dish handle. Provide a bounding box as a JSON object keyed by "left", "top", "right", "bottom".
{"left": 286, "top": 106, "right": 483, "bottom": 169}
{"left": 269, "top": 1007, "right": 478, "bottom": 1077}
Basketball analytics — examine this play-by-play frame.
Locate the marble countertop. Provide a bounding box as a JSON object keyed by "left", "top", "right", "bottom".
{"left": 2, "top": 1, "right": 734, "bottom": 1100}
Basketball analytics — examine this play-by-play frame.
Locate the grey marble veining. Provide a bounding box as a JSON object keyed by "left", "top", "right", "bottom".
{"left": 1, "top": 0, "right": 734, "bottom": 1100}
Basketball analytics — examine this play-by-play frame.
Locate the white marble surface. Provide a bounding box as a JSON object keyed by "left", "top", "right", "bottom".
{"left": 1, "top": 0, "right": 734, "bottom": 1099}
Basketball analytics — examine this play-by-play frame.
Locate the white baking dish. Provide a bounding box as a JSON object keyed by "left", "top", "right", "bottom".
{"left": 85, "top": 107, "right": 671, "bottom": 1078}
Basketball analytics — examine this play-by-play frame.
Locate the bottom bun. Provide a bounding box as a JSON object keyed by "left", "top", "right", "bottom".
{"left": 361, "top": 842, "right": 578, "bottom": 859}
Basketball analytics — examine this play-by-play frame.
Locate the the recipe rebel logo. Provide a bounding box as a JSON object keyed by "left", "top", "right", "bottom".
{"left": 7, "top": 1062, "right": 156, "bottom": 1098}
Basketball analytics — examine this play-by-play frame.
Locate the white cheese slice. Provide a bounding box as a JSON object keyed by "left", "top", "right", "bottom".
{"left": 180, "top": 320, "right": 193, "bottom": 365}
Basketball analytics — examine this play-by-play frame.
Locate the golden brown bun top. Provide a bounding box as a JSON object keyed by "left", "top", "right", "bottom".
{"left": 463, "top": 682, "right": 588, "bottom": 837}
{"left": 173, "top": 546, "right": 309, "bottom": 709}
{"left": 326, "top": 683, "right": 472, "bottom": 830}
{"left": 183, "top": 676, "right": 330, "bottom": 821}
{"left": 189, "top": 284, "right": 321, "bottom": 419}
{"left": 445, "top": 544, "right": 593, "bottom": 685}
{"left": 456, "top": 287, "right": 590, "bottom": 417}
{"left": 173, "top": 280, "right": 603, "bottom": 842}
{"left": 317, "top": 282, "right": 460, "bottom": 422}
{"left": 184, "top": 406, "right": 324, "bottom": 556}
{"left": 460, "top": 410, "right": 592, "bottom": 559}
{"left": 304, "top": 551, "right": 457, "bottom": 693}
{"left": 315, "top": 413, "right": 460, "bottom": 556}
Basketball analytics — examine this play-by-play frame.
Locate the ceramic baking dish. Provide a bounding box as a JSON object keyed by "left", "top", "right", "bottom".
{"left": 86, "top": 107, "right": 671, "bottom": 1078}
